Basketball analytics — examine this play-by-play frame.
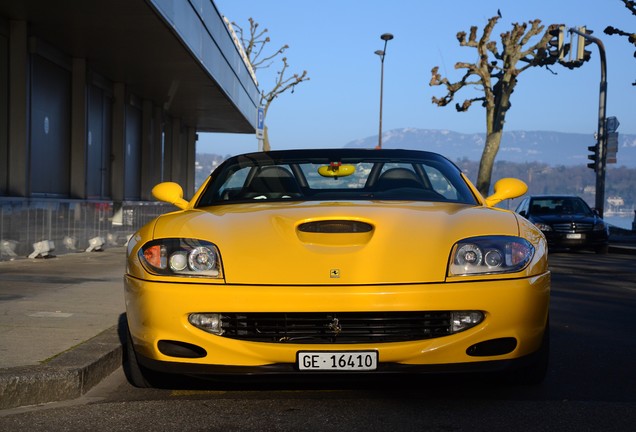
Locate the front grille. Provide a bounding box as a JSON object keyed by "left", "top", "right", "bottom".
{"left": 552, "top": 222, "right": 593, "bottom": 233}
{"left": 219, "top": 312, "right": 452, "bottom": 344}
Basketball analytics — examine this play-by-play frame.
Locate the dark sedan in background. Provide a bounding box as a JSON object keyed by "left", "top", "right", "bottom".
{"left": 515, "top": 195, "right": 609, "bottom": 254}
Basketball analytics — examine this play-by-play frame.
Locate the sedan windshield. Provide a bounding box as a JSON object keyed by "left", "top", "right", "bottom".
{"left": 196, "top": 149, "right": 478, "bottom": 207}
{"left": 529, "top": 197, "right": 594, "bottom": 216}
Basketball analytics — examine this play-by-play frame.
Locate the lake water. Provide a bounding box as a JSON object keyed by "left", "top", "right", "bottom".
{"left": 605, "top": 214, "right": 635, "bottom": 230}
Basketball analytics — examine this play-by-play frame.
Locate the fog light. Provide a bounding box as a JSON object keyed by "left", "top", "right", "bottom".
{"left": 450, "top": 311, "right": 484, "bottom": 333}
{"left": 189, "top": 313, "right": 223, "bottom": 335}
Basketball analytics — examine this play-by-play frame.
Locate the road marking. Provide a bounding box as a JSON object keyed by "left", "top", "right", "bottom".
{"left": 28, "top": 311, "right": 73, "bottom": 318}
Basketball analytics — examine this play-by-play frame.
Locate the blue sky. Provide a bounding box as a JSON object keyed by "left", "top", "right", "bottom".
{"left": 199, "top": 0, "right": 636, "bottom": 156}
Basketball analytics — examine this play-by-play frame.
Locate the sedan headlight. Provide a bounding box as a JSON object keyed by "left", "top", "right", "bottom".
{"left": 449, "top": 236, "right": 534, "bottom": 276}
{"left": 533, "top": 222, "right": 552, "bottom": 232}
{"left": 139, "top": 239, "right": 223, "bottom": 278}
{"left": 593, "top": 222, "right": 608, "bottom": 233}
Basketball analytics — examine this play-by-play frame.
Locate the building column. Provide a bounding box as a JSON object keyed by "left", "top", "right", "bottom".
{"left": 162, "top": 116, "right": 173, "bottom": 183}
{"left": 185, "top": 127, "right": 197, "bottom": 197}
{"left": 153, "top": 106, "right": 164, "bottom": 183}
{"left": 111, "top": 83, "right": 126, "bottom": 202}
{"left": 169, "top": 117, "right": 182, "bottom": 185}
{"left": 7, "top": 20, "right": 28, "bottom": 197}
{"left": 70, "top": 58, "right": 87, "bottom": 198}
{"left": 140, "top": 100, "right": 152, "bottom": 200}
{"left": 0, "top": 29, "right": 8, "bottom": 195}
{"left": 140, "top": 101, "right": 164, "bottom": 200}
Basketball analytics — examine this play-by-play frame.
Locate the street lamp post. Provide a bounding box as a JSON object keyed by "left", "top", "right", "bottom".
{"left": 375, "top": 33, "right": 393, "bottom": 150}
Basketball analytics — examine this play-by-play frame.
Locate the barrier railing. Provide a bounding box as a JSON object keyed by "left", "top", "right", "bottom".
{"left": 0, "top": 199, "right": 173, "bottom": 261}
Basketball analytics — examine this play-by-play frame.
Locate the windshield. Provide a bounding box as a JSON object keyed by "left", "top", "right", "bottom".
{"left": 196, "top": 149, "right": 478, "bottom": 207}
{"left": 529, "top": 197, "right": 594, "bottom": 216}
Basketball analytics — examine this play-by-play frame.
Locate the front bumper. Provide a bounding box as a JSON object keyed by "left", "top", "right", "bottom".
{"left": 544, "top": 231, "right": 608, "bottom": 250}
{"left": 124, "top": 273, "right": 550, "bottom": 374}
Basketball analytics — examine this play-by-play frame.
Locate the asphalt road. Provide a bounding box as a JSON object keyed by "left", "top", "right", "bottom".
{"left": 1, "top": 251, "right": 635, "bottom": 431}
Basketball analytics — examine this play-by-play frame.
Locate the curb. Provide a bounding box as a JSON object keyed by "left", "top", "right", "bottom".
{"left": 609, "top": 244, "right": 636, "bottom": 255}
{"left": 0, "top": 325, "right": 123, "bottom": 410}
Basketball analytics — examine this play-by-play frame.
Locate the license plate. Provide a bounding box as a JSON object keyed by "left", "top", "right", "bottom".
{"left": 297, "top": 351, "right": 378, "bottom": 371}
{"left": 566, "top": 233, "right": 582, "bottom": 239}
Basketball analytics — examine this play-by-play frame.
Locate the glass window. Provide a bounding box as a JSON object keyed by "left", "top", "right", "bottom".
{"left": 530, "top": 197, "right": 593, "bottom": 216}
{"left": 423, "top": 165, "right": 459, "bottom": 200}
{"left": 30, "top": 55, "right": 71, "bottom": 197}
{"left": 300, "top": 162, "right": 372, "bottom": 190}
{"left": 196, "top": 150, "right": 478, "bottom": 207}
{"left": 0, "top": 33, "right": 7, "bottom": 195}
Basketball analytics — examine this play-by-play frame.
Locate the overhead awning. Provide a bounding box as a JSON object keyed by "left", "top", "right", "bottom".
{"left": 0, "top": 0, "right": 259, "bottom": 133}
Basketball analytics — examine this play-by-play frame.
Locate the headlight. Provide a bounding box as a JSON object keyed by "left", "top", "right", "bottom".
{"left": 449, "top": 236, "right": 534, "bottom": 276}
{"left": 139, "top": 239, "right": 223, "bottom": 278}
{"left": 593, "top": 222, "right": 607, "bottom": 232}
{"left": 533, "top": 222, "right": 552, "bottom": 231}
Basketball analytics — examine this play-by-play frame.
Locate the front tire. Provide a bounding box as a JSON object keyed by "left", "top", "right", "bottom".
{"left": 124, "top": 330, "right": 153, "bottom": 388}
{"left": 507, "top": 321, "right": 550, "bottom": 385}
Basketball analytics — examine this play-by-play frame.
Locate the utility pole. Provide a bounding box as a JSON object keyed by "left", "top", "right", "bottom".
{"left": 570, "top": 27, "right": 607, "bottom": 217}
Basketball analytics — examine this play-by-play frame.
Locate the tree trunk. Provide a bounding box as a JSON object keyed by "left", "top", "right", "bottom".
{"left": 262, "top": 125, "right": 271, "bottom": 151}
{"left": 476, "top": 77, "right": 513, "bottom": 197}
{"left": 476, "top": 130, "right": 503, "bottom": 196}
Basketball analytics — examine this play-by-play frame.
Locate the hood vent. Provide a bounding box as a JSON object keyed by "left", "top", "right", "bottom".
{"left": 298, "top": 220, "right": 373, "bottom": 234}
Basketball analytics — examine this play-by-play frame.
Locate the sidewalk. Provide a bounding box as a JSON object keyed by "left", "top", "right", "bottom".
{"left": 0, "top": 240, "right": 635, "bottom": 411}
{"left": 0, "top": 247, "right": 126, "bottom": 410}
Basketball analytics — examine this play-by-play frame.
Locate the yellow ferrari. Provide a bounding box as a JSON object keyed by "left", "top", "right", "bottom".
{"left": 124, "top": 149, "right": 549, "bottom": 387}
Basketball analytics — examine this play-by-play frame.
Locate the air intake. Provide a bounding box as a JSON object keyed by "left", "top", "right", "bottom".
{"left": 298, "top": 220, "right": 373, "bottom": 233}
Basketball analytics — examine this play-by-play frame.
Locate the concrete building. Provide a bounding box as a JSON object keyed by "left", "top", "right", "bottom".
{"left": 0, "top": 0, "right": 258, "bottom": 260}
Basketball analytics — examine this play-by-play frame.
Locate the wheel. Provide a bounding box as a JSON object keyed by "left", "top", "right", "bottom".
{"left": 506, "top": 321, "right": 550, "bottom": 385}
{"left": 124, "top": 330, "right": 153, "bottom": 388}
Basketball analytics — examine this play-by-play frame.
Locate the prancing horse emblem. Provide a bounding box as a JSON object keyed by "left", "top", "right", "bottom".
{"left": 326, "top": 317, "right": 342, "bottom": 335}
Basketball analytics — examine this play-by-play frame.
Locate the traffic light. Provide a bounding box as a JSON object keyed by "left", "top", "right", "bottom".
{"left": 587, "top": 143, "right": 599, "bottom": 171}
{"left": 576, "top": 26, "right": 593, "bottom": 62}
{"left": 548, "top": 25, "right": 566, "bottom": 61}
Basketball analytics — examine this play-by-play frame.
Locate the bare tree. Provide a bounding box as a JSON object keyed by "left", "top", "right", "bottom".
{"left": 230, "top": 17, "right": 309, "bottom": 151}
{"left": 430, "top": 16, "right": 588, "bottom": 196}
{"left": 604, "top": 0, "right": 636, "bottom": 85}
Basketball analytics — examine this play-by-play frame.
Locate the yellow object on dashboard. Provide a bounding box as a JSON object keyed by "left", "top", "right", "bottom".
{"left": 318, "top": 163, "right": 356, "bottom": 177}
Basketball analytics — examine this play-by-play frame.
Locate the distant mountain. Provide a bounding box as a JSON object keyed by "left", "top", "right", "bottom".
{"left": 344, "top": 129, "right": 636, "bottom": 168}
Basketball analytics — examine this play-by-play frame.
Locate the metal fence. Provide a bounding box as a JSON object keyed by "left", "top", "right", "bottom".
{"left": 0, "top": 198, "right": 173, "bottom": 261}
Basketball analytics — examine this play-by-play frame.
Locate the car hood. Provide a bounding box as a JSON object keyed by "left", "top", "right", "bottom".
{"left": 150, "top": 201, "right": 522, "bottom": 285}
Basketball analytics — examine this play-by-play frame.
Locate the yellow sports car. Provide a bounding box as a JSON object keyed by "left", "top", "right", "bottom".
{"left": 124, "top": 149, "right": 550, "bottom": 387}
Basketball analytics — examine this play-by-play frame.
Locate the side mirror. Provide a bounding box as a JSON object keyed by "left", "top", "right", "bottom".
{"left": 518, "top": 210, "right": 527, "bottom": 217}
{"left": 485, "top": 178, "right": 528, "bottom": 207}
{"left": 152, "top": 182, "right": 189, "bottom": 210}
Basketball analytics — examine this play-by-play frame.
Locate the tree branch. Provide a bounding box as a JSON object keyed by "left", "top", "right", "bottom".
{"left": 429, "top": 15, "right": 590, "bottom": 195}
{"left": 603, "top": 0, "right": 635, "bottom": 84}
